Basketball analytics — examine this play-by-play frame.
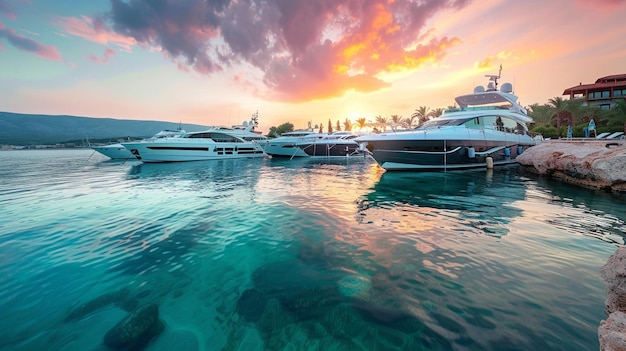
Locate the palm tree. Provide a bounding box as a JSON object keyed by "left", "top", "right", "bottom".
{"left": 547, "top": 97, "right": 570, "bottom": 136}
{"left": 343, "top": 118, "right": 353, "bottom": 132}
{"left": 601, "top": 98, "right": 626, "bottom": 132}
{"left": 430, "top": 108, "right": 444, "bottom": 118}
{"left": 411, "top": 106, "right": 431, "bottom": 126}
{"left": 528, "top": 103, "right": 553, "bottom": 125}
{"left": 355, "top": 117, "right": 367, "bottom": 132}
{"left": 389, "top": 114, "right": 404, "bottom": 129}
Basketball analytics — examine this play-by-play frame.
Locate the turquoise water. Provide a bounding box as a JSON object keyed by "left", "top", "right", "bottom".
{"left": 0, "top": 149, "right": 624, "bottom": 351}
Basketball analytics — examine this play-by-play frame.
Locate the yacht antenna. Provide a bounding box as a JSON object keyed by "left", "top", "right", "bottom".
{"left": 485, "top": 64, "right": 502, "bottom": 91}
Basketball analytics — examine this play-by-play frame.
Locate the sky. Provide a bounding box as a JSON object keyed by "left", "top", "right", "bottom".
{"left": 1, "top": 0, "right": 625, "bottom": 133}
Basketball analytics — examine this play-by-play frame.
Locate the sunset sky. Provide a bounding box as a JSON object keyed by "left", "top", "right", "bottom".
{"left": 1, "top": 0, "right": 625, "bottom": 133}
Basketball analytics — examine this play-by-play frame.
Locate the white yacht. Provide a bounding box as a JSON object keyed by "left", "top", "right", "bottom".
{"left": 263, "top": 130, "right": 326, "bottom": 158}
{"left": 121, "top": 113, "right": 267, "bottom": 163}
{"left": 91, "top": 129, "right": 185, "bottom": 160}
{"left": 296, "top": 131, "right": 366, "bottom": 158}
{"left": 356, "top": 67, "right": 537, "bottom": 171}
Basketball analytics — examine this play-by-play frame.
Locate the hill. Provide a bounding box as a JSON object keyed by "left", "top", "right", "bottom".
{"left": 0, "top": 111, "right": 212, "bottom": 145}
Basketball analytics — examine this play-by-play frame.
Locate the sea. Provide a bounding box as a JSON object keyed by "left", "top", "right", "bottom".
{"left": 0, "top": 149, "right": 625, "bottom": 351}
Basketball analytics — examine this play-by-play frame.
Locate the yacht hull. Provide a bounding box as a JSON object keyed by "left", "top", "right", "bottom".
{"left": 91, "top": 143, "right": 135, "bottom": 159}
{"left": 297, "top": 141, "right": 363, "bottom": 158}
{"left": 362, "top": 130, "right": 535, "bottom": 171}
{"left": 122, "top": 140, "right": 266, "bottom": 163}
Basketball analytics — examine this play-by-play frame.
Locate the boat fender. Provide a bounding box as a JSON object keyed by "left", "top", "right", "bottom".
{"left": 486, "top": 157, "right": 494, "bottom": 169}
{"left": 467, "top": 147, "right": 476, "bottom": 159}
{"left": 504, "top": 147, "right": 511, "bottom": 157}
{"left": 517, "top": 145, "right": 523, "bottom": 155}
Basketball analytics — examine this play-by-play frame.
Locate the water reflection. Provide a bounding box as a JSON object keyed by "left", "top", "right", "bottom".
{"left": 358, "top": 166, "right": 528, "bottom": 238}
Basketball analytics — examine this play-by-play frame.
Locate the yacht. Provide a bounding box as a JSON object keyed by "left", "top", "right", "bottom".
{"left": 90, "top": 129, "right": 186, "bottom": 160}
{"left": 263, "top": 130, "right": 326, "bottom": 158}
{"left": 355, "top": 67, "right": 537, "bottom": 171}
{"left": 121, "top": 113, "right": 267, "bottom": 163}
{"left": 296, "top": 131, "right": 366, "bottom": 158}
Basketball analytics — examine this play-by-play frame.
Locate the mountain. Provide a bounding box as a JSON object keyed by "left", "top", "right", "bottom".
{"left": 0, "top": 111, "right": 213, "bottom": 145}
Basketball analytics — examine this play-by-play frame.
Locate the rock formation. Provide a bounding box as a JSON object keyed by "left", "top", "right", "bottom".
{"left": 600, "top": 247, "right": 626, "bottom": 350}
{"left": 103, "top": 303, "right": 164, "bottom": 350}
{"left": 517, "top": 140, "right": 626, "bottom": 192}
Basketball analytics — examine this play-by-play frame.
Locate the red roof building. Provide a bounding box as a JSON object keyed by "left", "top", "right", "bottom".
{"left": 563, "top": 74, "right": 626, "bottom": 109}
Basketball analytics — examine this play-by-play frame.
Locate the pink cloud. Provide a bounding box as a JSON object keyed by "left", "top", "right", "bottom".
{"left": 100, "top": 0, "right": 471, "bottom": 102}
{"left": 87, "top": 47, "right": 115, "bottom": 64}
{"left": 0, "top": 21, "right": 61, "bottom": 60}
{"left": 57, "top": 15, "right": 135, "bottom": 52}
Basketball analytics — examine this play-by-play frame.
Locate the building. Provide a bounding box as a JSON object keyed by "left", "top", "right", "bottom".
{"left": 563, "top": 74, "right": 626, "bottom": 110}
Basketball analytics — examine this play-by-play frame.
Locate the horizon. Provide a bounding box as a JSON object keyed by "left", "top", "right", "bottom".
{"left": 1, "top": 0, "right": 625, "bottom": 134}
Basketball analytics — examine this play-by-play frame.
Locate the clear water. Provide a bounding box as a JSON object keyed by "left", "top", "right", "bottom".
{"left": 0, "top": 149, "right": 624, "bottom": 351}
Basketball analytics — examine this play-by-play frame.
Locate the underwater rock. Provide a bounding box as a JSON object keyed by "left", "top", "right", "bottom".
{"left": 103, "top": 303, "right": 164, "bottom": 350}
{"left": 236, "top": 288, "right": 266, "bottom": 322}
{"left": 65, "top": 288, "right": 130, "bottom": 322}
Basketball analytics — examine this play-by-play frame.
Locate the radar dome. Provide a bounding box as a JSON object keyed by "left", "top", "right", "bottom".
{"left": 500, "top": 82, "right": 513, "bottom": 93}
{"left": 487, "top": 82, "right": 495, "bottom": 91}
{"left": 242, "top": 121, "right": 248, "bottom": 126}
{"left": 474, "top": 86, "right": 485, "bottom": 93}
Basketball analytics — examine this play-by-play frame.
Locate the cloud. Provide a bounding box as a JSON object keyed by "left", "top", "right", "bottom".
{"left": 87, "top": 47, "right": 116, "bottom": 63}
{"left": 0, "top": 0, "right": 16, "bottom": 19}
{"left": 0, "top": 21, "right": 61, "bottom": 60}
{"left": 97, "top": 0, "right": 471, "bottom": 102}
{"left": 57, "top": 15, "right": 136, "bottom": 52}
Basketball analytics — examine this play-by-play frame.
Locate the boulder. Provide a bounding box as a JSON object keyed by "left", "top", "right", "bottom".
{"left": 517, "top": 140, "right": 626, "bottom": 192}
{"left": 103, "top": 303, "right": 164, "bottom": 350}
{"left": 599, "top": 311, "right": 626, "bottom": 351}
{"left": 600, "top": 247, "right": 626, "bottom": 350}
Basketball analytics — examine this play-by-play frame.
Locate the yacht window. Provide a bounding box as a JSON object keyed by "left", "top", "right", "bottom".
{"left": 417, "top": 118, "right": 467, "bottom": 129}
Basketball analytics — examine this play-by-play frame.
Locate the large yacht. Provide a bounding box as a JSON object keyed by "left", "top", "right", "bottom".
{"left": 122, "top": 113, "right": 267, "bottom": 163}
{"left": 356, "top": 67, "right": 537, "bottom": 171}
{"left": 91, "top": 129, "right": 185, "bottom": 160}
{"left": 263, "top": 130, "right": 326, "bottom": 158}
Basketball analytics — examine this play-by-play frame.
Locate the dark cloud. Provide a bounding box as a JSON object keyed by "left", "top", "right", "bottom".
{"left": 0, "top": 21, "right": 61, "bottom": 60}
{"left": 103, "top": 0, "right": 472, "bottom": 101}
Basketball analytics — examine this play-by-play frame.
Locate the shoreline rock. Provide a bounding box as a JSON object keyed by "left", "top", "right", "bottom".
{"left": 517, "top": 140, "right": 626, "bottom": 193}
{"left": 600, "top": 247, "right": 626, "bottom": 350}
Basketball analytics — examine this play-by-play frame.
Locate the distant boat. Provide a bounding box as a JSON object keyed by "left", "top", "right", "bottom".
{"left": 121, "top": 113, "right": 268, "bottom": 163}
{"left": 356, "top": 66, "right": 537, "bottom": 171}
{"left": 295, "top": 131, "right": 366, "bottom": 158}
{"left": 262, "top": 130, "right": 326, "bottom": 158}
{"left": 90, "top": 129, "right": 185, "bottom": 160}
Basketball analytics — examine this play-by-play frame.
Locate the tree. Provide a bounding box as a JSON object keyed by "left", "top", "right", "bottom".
{"left": 601, "top": 98, "right": 626, "bottom": 132}
{"left": 430, "top": 108, "right": 444, "bottom": 118}
{"left": 389, "top": 114, "right": 404, "bottom": 129}
{"left": 343, "top": 118, "right": 352, "bottom": 132}
{"left": 328, "top": 119, "right": 333, "bottom": 133}
{"left": 336, "top": 120, "right": 341, "bottom": 132}
{"left": 411, "top": 106, "right": 431, "bottom": 126}
{"left": 355, "top": 117, "right": 367, "bottom": 131}
{"left": 547, "top": 97, "right": 568, "bottom": 130}
{"left": 266, "top": 122, "right": 294, "bottom": 137}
